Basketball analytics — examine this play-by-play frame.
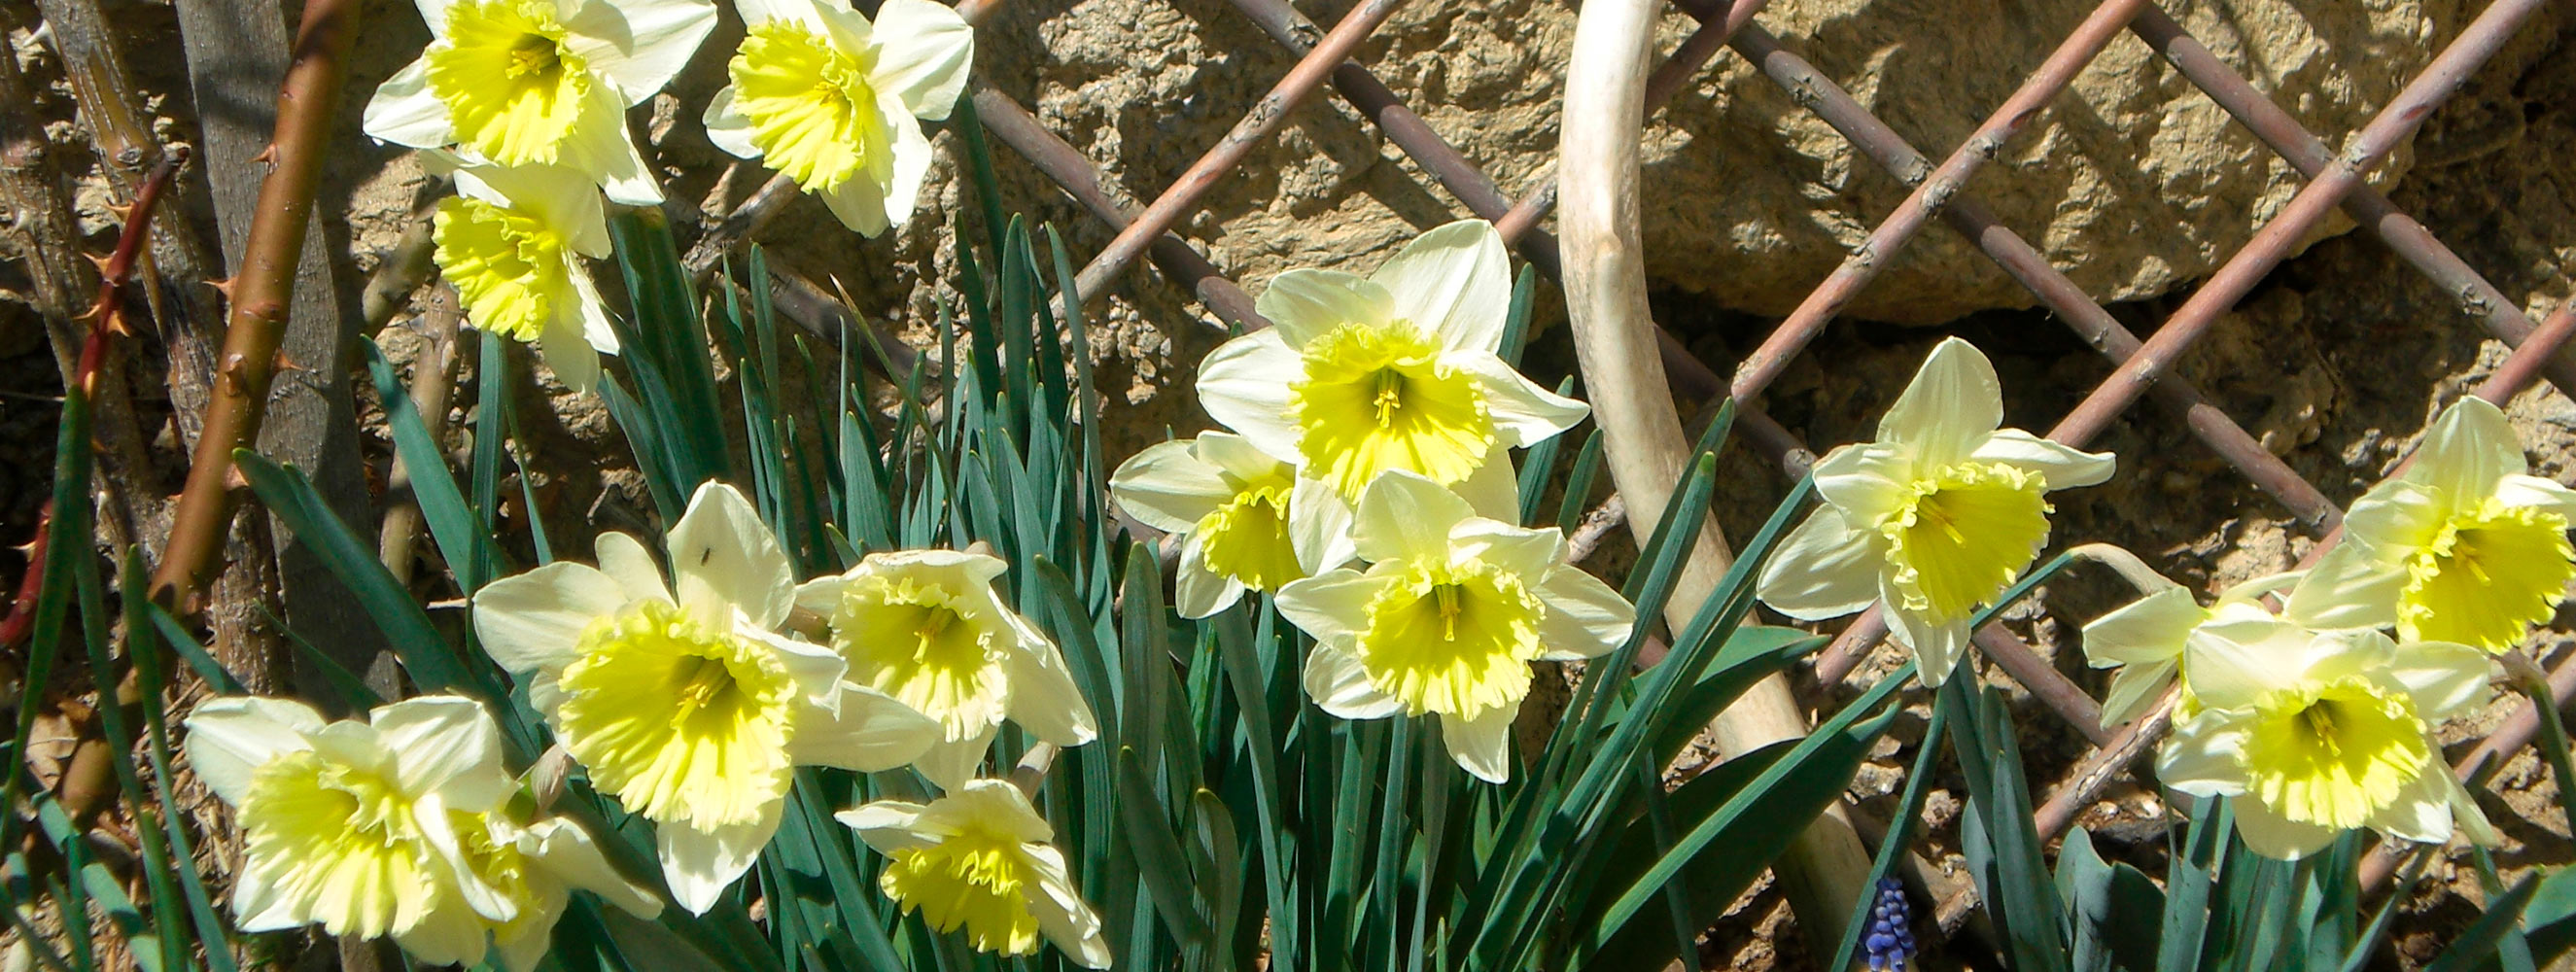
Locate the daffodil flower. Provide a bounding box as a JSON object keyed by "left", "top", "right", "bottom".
{"left": 363, "top": 0, "right": 714, "bottom": 204}
{"left": 841, "top": 780, "right": 1111, "bottom": 967}
{"left": 2289, "top": 397, "right": 2576, "bottom": 652}
{"left": 428, "top": 155, "right": 619, "bottom": 392}
{"left": 472, "top": 482, "right": 938, "bottom": 912}
{"left": 704, "top": 0, "right": 972, "bottom": 235}
{"left": 1197, "top": 220, "right": 1588, "bottom": 504}
{"left": 1108, "top": 431, "right": 1355, "bottom": 618}
{"left": 793, "top": 549, "right": 1097, "bottom": 786}
{"left": 2079, "top": 573, "right": 2300, "bottom": 729}
{"left": 183, "top": 696, "right": 519, "bottom": 963}
{"left": 437, "top": 806, "right": 665, "bottom": 972}
{"left": 1273, "top": 470, "right": 1634, "bottom": 782}
{"left": 1756, "top": 337, "right": 2114, "bottom": 684}
{"left": 2155, "top": 624, "right": 2495, "bottom": 859}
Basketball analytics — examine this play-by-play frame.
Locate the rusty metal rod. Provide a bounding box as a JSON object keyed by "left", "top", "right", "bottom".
{"left": 1069, "top": 0, "right": 1411, "bottom": 301}
{"left": 2047, "top": 0, "right": 2553, "bottom": 447}
{"left": 1725, "top": 22, "right": 2338, "bottom": 531}
{"left": 1726, "top": 0, "right": 2155, "bottom": 403}
{"left": 2126, "top": 6, "right": 2576, "bottom": 399}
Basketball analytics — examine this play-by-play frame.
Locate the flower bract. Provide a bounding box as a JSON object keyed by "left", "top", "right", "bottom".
{"left": 1197, "top": 220, "right": 1587, "bottom": 505}
{"left": 364, "top": 0, "right": 715, "bottom": 204}
{"left": 1108, "top": 431, "right": 1355, "bottom": 617}
{"left": 471, "top": 481, "right": 937, "bottom": 912}
{"left": 2154, "top": 625, "right": 2496, "bottom": 859}
{"left": 1273, "top": 470, "right": 1634, "bottom": 782}
{"left": 705, "top": 0, "right": 973, "bottom": 234}
{"left": 793, "top": 548, "right": 1097, "bottom": 786}
{"left": 428, "top": 156, "right": 619, "bottom": 391}
{"left": 1755, "top": 337, "right": 2114, "bottom": 685}
{"left": 841, "top": 780, "right": 1111, "bottom": 967}
{"left": 2289, "top": 397, "right": 2576, "bottom": 652}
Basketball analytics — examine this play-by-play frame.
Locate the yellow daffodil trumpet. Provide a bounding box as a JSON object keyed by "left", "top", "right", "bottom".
{"left": 793, "top": 548, "right": 1097, "bottom": 786}
{"left": 841, "top": 780, "right": 1111, "bottom": 967}
{"left": 1108, "top": 431, "right": 1355, "bottom": 618}
{"left": 1196, "top": 220, "right": 1587, "bottom": 507}
{"left": 2290, "top": 397, "right": 2576, "bottom": 652}
{"left": 1273, "top": 470, "right": 1634, "bottom": 782}
{"left": 364, "top": 0, "right": 715, "bottom": 204}
{"left": 705, "top": 0, "right": 974, "bottom": 235}
{"left": 427, "top": 155, "right": 619, "bottom": 392}
{"left": 471, "top": 481, "right": 937, "bottom": 912}
{"left": 1756, "top": 337, "right": 2114, "bottom": 684}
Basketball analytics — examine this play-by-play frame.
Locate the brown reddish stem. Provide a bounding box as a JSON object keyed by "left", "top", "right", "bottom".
{"left": 149, "top": 0, "right": 363, "bottom": 612}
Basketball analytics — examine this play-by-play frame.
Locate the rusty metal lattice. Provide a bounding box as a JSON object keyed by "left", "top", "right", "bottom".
{"left": 952, "top": 0, "right": 2576, "bottom": 903}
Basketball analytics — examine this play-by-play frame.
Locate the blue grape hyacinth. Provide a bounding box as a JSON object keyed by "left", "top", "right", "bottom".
{"left": 1863, "top": 877, "right": 1917, "bottom": 971}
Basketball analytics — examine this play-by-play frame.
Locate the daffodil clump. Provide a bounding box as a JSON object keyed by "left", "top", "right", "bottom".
{"left": 1197, "top": 220, "right": 1588, "bottom": 509}
{"left": 1108, "top": 431, "right": 1355, "bottom": 617}
{"left": 1273, "top": 470, "right": 1635, "bottom": 781}
{"left": 365, "top": 0, "right": 715, "bottom": 205}
{"left": 184, "top": 695, "right": 657, "bottom": 969}
{"left": 842, "top": 780, "right": 1111, "bottom": 967}
{"left": 792, "top": 548, "right": 1098, "bottom": 785}
{"left": 1756, "top": 337, "right": 2115, "bottom": 684}
{"left": 427, "top": 155, "right": 621, "bottom": 391}
{"left": 2290, "top": 397, "right": 2576, "bottom": 652}
{"left": 472, "top": 481, "right": 938, "bottom": 911}
{"left": 706, "top": 0, "right": 973, "bottom": 234}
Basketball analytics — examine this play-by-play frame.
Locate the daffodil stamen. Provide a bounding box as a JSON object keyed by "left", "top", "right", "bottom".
{"left": 1289, "top": 322, "right": 1493, "bottom": 499}
{"left": 425, "top": 0, "right": 590, "bottom": 165}
{"left": 2397, "top": 500, "right": 2575, "bottom": 649}
{"left": 555, "top": 600, "right": 797, "bottom": 831}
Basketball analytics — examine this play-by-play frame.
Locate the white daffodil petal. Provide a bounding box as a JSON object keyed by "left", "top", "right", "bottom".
{"left": 658, "top": 812, "right": 781, "bottom": 915}
{"left": 181, "top": 697, "right": 324, "bottom": 806}
{"left": 1443, "top": 708, "right": 1516, "bottom": 783}
{"left": 2341, "top": 479, "right": 2450, "bottom": 550}
{"left": 1006, "top": 641, "right": 1100, "bottom": 747}
{"left": 2404, "top": 397, "right": 2524, "bottom": 500}
{"left": 836, "top": 800, "right": 936, "bottom": 855}
{"left": 1303, "top": 643, "right": 1404, "bottom": 719}
{"left": 1197, "top": 330, "right": 1306, "bottom": 461}
{"left": 790, "top": 685, "right": 940, "bottom": 771}
{"left": 2080, "top": 586, "right": 2203, "bottom": 667}
{"left": 2099, "top": 660, "right": 2176, "bottom": 729}
{"left": 2179, "top": 616, "right": 2315, "bottom": 711}
{"left": 394, "top": 899, "right": 495, "bottom": 968}
{"left": 1256, "top": 269, "right": 1393, "bottom": 346}
{"left": 1535, "top": 567, "right": 1633, "bottom": 661}
{"left": 594, "top": 532, "right": 670, "bottom": 604}
{"left": 2365, "top": 762, "right": 2456, "bottom": 846}
{"left": 369, "top": 696, "right": 513, "bottom": 810}
{"left": 1457, "top": 354, "right": 1589, "bottom": 448}
{"left": 1371, "top": 219, "right": 1510, "bottom": 352}
{"left": 867, "top": 0, "right": 975, "bottom": 120}
{"left": 2283, "top": 542, "right": 2410, "bottom": 633}
{"left": 1889, "top": 605, "right": 1971, "bottom": 686}
{"left": 1451, "top": 519, "right": 1563, "bottom": 582}
{"left": 875, "top": 98, "right": 935, "bottom": 230}
{"left": 2494, "top": 473, "right": 2576, "bottom": 517}
{"left": 528, "top": 817, "right": 662, "bottom": 918}
{"left": 562, "top": 0, "right": 719, "bottom": 105}
{"left": 735, "top": 0, "right": 829, "bottom": 30}
{"left": 1455, "top": 447, "right": 1522, "bottom": 522}
{"left": 2444, "top": 771, "right": 2501, "bottom": 847}
{"left": 1809, "top": 443, "right": 1912, "bottom": 522}
{"left": 1174, "top": 534, "right": 1243, "bottom": 619}
{"left": 914, "top": 733, "right": 992, "bottom": 790}
{"left": 1350, "top": 469, "right": 1476, "bottom": 564}
{"left": 668, "top": 482, "right": 796, "bottom": 628}
{"left": 816, "top": 166, "right": 895, "bottom": 236}
{"left": 1969, "top": 429, "right": 2115, "bottom": 490}
{"left": 702, "top": 86, "right": 761, "bottom": 158}
{"left": 471, "top": 561, "right": 627, "bottom": 677}
{"left": 1756, "top": 505, "right": 1881, "bottom": 621}
{"left": 748, "top": 629, "right": 851, "bottom": 707}
{"left": 1195, "top": 431, "right": 1295, "bottom": 480}
{"left": 1025, "top": 845, "right": 1114, "bottom": 968}
{"left": 1108, "top": 439, "right": 1232, "bottom": 533}
{"left": 1877, "top": 336, "right": 2004, "bottom": 468}
{"left": 561, "top": 86, "right": 665, "bottom": 206}
{"left": 1274, "top": 571, "right": 1382, "bottom": 643}
{"left": 539, "top": 316, "right": 603, "bottom": 393}
{"left": 2155, "top": 712, "right": 2247, "bottom": 796}
{"left": 1288, "top": 476, "right": 1359, "bottom": 575}
{"left": 362, "top": 59, "right": 454, "bottom": 149}
{"left": 566, "top": 259, "right": 621, "bottom": 356}
{"left": 2232, "top": 802, "right": 2341, "bottom": 860}
{"left": 2386, "top": 640, "right": 2494, "bottom": 721}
